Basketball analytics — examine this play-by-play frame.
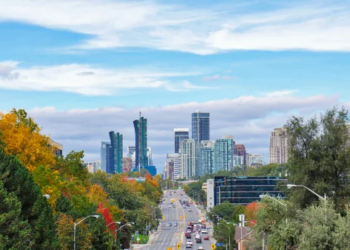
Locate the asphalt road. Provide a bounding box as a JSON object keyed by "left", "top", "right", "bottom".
{"left": 141, "top": 190, "right": 214, "bottom": 250}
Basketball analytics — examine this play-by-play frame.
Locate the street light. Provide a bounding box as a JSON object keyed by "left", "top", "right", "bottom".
{"left": 74, "top": 215, "right": 99, "bottom": 250}
{"left": 106, "top": 221, "right": 121, "bottom": 246}
{"left": 219, "top": 222, "right": 232, "bottom": 250}
{"left": 287, "top": 184, "right": 327, "bottom": 201}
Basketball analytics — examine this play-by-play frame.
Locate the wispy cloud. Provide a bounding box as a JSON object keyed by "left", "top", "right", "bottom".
{"left": 0, "top": 61, "right": 203, "bottom": 95}
{"left": 265, "top": 90, "right": 298, "bottom": 97}
{"left": 1, "top": 1, "right": 350, "bottom": 54}
{"left": 203, "top": 74, "right": 235, "bottom": 81}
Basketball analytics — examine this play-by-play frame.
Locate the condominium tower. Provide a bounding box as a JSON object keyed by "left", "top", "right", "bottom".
{"left": 108, "top": 131, "right": 123, "bottom": 173}
{"left": 269, "top": 127, "right": 288, "bottom": 164}
{"left": 133, "top": 115, "right": 148, "bottom": 170}
{"left": 192, "top": 111, "right": 210, "bottom": 143}
{"left": 174, "top": 128, "right": 189, "bottom": 153}
{"left": 179, "top": 139, "right": 196, "bottom": 179}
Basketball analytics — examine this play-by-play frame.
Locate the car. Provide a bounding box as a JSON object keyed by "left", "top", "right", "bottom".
{"left": 167, "top": 222, "right": 172, "bottom": 226}
{"left": 185, "top": 233, "right": 191, "bottom": 238}
{"left": 201, "top": 229, "right": 208, "bottom": 234}
{"left": 196, "top": 237, "right": 202, "bottom": 243}
{"left": 198, "top": 246, "right": 204, "bottom": 250}
{"left": 186, "top": 244, "right": 192, "bottom": 248}
{"left": 186, "top": 240, "right": 193, "bottom": 245}
{"left": 188, "top": 209, "right": 192, "bottom": 212}
{"left": 168, "top": 205, "right": 171, "bottom": 208}
{"left": 203, "top": 236, "right": 209, "bottom": 240}
{"left": 183, "top": 206, "right": 186, "bottom": 209}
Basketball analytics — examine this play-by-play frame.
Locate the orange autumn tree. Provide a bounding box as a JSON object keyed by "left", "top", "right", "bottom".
{"left": 244, "top": 201, "right": 263, "bottom": 226}
{"left": 0, "top": 109, "right": 55, "bottom": 172}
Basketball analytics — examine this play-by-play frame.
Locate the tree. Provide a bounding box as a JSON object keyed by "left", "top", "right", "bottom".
{"left": 213, "top": 221, "right": 236, "bottom": 250}
{"left": 0, "top": 148, "right": 59, "bottom": 249}
{"left": 0, "top": 182, "right": 32, "bottom": 250}
{"left": 208, "top": 201, "right": 240, "bottom": 223}
{"left": 286, "top": 107, "right": 350, "bottom": 212}
{"left": 0, "top": 109, "right": 55, "bottom": 172}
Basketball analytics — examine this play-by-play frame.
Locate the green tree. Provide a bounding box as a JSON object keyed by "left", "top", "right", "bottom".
{"left": 0, "top": 182, "right": 32, "bottom": 250}
{"left": 286, "top": 107, "right": 350, "bottom": 212}
{"left": 0, "top": 148, "right": 60, "bottom": 249}
{"left": 213, "top": 221, "right": 236, "bottom": 250}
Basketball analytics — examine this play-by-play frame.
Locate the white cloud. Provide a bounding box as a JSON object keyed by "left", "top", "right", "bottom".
{"left": 1, "top": 1, "right": 350, "bottom": 54}
{"left": 0, "top": 61, "right": 209, "bottom": 95}
{"left": 265, "top": 90, "right": 298, "bottom": 97}
{"left": 24, "top": 93, "right": 340, "bottom": 171}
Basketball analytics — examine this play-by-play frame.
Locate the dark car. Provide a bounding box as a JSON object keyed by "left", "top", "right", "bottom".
{"left": 185, "top": 233, "right": 191, "bottom": 238}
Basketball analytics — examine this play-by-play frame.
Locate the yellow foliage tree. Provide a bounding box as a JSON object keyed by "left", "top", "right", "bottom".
{"left": 0, "top": 109, "right": 55, "bottom": 172}
{"left": 88, "top": 184, "right": 108, "bottom": 205}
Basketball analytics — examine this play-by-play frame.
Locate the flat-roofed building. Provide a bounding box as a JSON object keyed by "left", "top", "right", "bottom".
{"left": 48, "top": 139, "right": 63, "bottom": 157}
{"left": 270, "top": 127, "right": 289, "bottom": 164}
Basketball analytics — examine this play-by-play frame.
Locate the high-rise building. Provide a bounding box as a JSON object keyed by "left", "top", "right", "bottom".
{"left": 179, "top": 139, "right": 196, "bottom": 179}
{"left": 174, "top": 128, "right": 189, "bottom": 153}
{"left": 147, "top": 147, "right": 153, "bottom": 166}
{"left": 127, "top": 146, "right": 136, "bottom": 169}
{"left": 233, "top": 155, "right": 245, "bottom": 167}
{"left": 108, "top": 131, "right": 123, "bottom": 174}
{"left": 235, "top": 144, "right": 247, "bottom": 166}
{"left": 192, "top": 111, "right": 210, "bottom": 143}
{"left": 101, "top": 141, "right": 111, "bottom": 172}
{"left": 246, "top": 153, "right": 265, "bottom": 167}
{"left": 200, "top": 140, "right": 215, "bottom": 176}
{"left": 133, "top": 115, "right": 148, "bottom": 170}
{"left": 214, "top": 136, "right": 235, "bottom": 172}
{"left": 123, "top": 157, "right": 133, "bottom": 172}
{"left": 165, "top": 153, "right": 180, "bottom": 180}
{"left": 269, "top": 127, "right": 288, "bottom": 164}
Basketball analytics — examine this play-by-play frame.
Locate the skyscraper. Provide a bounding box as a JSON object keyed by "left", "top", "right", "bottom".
{"left": 133, "top": 115, "right": 148, "bottom": 170}
{"left": 200, "top": 140, "right": 215, "bottom": 176}
{"left": 246, "top": 153, "right": 265, "bottom": 167}
{"left": 108, "top": 131, "right": 123, "bottom": 174}
{"left": 235, "top": 144, "right": 247, "bottom": 167}
{"left": 179, "top": 139, "right": 196, "bottom": 179}
{"left": 269, "top": 127, "right": 288, "bottom": 164}
{"left": 191, "top": 111, "right": 210, "bottom": 143}
{"left": 174, "top": 128, "right": 189, "bottom": 153}
{"left": 101, "top": 141, "right": 111, "bottom": 172}
{"left": 214, "top": 136, "right": 235, "bottom": 172}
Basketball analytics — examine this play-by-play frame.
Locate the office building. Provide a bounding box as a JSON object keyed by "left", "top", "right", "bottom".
{"left": 269, "top": 127, "right": 288, "bottom": 164}
{"left": 235, "top": 144, "right": 247, "bottom": 166}
{"left": 206, "top": 176, "right": 286, "bottom": 210}
{"left": 108, "top": 131, "right": 123, "bottom": 174}
{"left": 214, "top": 136, "right": 235, "bottom": 172}
{"left": 174, "top": 128, "right": 189, "bottom": 153}
{"left": 200, "top": 140, "right": 215, "bottom": 176}
{"left": 179, "top": 139, "right": 196, "bottom": 179}
{"left": 246, "top": 153, "right": 264, "bottom": 167}
{"left": 133, "top": 115, "right": 148, "bottom": 170}
{"left": 48, "top": 139, "right": 63, "bottom": 157}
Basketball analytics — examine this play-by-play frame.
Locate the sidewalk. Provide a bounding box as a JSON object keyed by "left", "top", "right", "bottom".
{"left": 132, "top": 231, "right": 159, "bottom": 249}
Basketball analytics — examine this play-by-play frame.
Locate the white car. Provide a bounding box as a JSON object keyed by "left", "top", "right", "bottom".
{"left": 186, "top": 240, "right": 193, "bottom": 245}
{"left": 201, "top": 229, "right": 208, "bottom": 234}
{"left": 198, "top": 246, "right": 204, "bottom": 250}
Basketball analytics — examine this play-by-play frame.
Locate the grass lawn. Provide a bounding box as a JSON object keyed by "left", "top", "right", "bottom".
{"left": 132, "top": 234, "right": 149, "bottom": 244}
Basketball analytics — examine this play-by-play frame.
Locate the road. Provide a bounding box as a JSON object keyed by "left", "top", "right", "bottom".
{"left": 141, "top": 189, "right": 214, "bottom": 250}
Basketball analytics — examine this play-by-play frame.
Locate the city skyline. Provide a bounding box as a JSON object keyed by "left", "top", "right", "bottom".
{"left": 1, "top": 0, "right": 350, "bottom": 172}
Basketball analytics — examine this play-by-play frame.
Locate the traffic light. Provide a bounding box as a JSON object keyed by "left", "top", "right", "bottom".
{"left": 177, "top": 243, "right": 181, "bottom": 249}
{"left": 211, "top": 243, "right": 216, "bottom": 249}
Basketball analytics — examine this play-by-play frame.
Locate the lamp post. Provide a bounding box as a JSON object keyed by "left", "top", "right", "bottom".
{"left": 116, "top": 222, "right": 134, "bottom": 249}
{"left": 74, "top": 215, "right": 99, "bottom": 250}
{"left": 106, "top": 221, "right": 121, "bottom": 246}
{"left": 43, "top": 194, "right": 50, "bottom": 199}
{"left": 287, "top": 184, "right": 326, "bottom": 201}
{"left": 219, "top": 222, "right": 232, "bottom": 250}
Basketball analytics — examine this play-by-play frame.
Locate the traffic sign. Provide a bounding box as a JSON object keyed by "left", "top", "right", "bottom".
{"left": 168, "top": 247, "right": 171, "bottom": 250}
{"left": 179, "top": 216, "right": 182, "bottom": 220}
{"left": 216, "top": 243, "right": 224, "bottom": 246}
{"left": 177, "top": 243, "right": 181, "bottom": 249}
{"left": 163, "top": 216, "right": 165, "bottom": 220}
{"left": 211, "top": 243, "right": 216, "bottom": 249}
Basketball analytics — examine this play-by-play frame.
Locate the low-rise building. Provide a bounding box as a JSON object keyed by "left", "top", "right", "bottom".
{"left": 206, "top": 176, "right": 286, "bottom": 210}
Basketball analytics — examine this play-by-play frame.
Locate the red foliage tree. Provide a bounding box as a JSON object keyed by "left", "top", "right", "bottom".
{"left": 97, "top": 203, "right": 116, "bottom": 237}
{"left": 244, "top": 201, "right": 262, "bottom": 226}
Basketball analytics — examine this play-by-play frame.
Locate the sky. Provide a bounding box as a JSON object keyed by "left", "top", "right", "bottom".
{"left": 0, "top": 0, "right": 350, "bottom": 172}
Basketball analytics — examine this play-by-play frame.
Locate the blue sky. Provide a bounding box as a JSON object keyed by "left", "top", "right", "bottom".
{"left": 0, "top": 0, "right": 349, "bottom": 171}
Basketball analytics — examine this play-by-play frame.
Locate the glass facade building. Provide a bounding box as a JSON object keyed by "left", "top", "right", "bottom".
{"left": 210, "top": 176, "right": 286, "bottom": 206}
{"left": 101, "top": 141, "right": 111, "bottom": 172}
{"left": 200, "top": 140, "right": 215, "bottom": 176}
{"left": 214, "top": 138, "right": 234, "bottom": 172}
{"left": 191, "top": 112, "right": 210, "bottom": 143}
{"left": 133, "top": 116, "right": 148, "bottom": 170}
{"left": 108, "top": 131, "right": 123, "bottom": 174}
{"left": 174, "top": 128, "right": 189, "bottom": 153}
